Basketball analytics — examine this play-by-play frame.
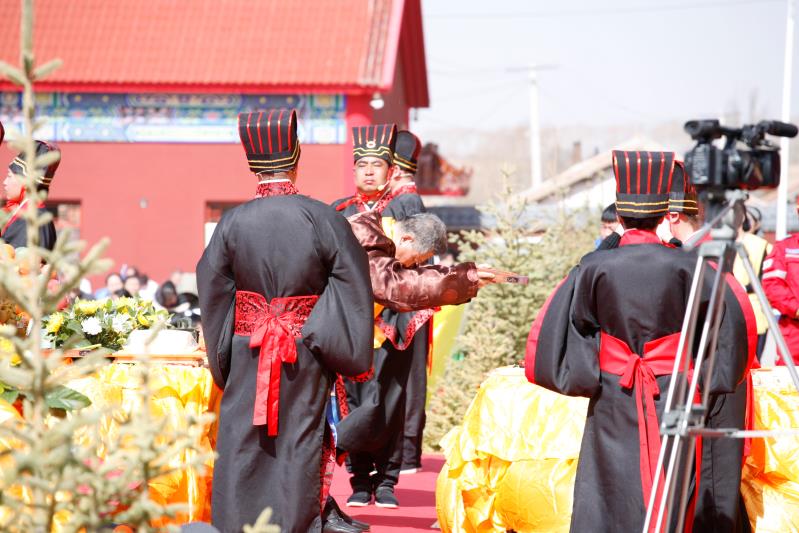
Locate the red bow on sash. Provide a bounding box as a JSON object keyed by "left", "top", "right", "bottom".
{"left": 234, "top": 291, "right": 318, "bottom": 436}
{"left": 599, "top": 331, "right": 685, "bottom": 522}
{"left": 249, "top": 310, "right": 299, "bottom": 434}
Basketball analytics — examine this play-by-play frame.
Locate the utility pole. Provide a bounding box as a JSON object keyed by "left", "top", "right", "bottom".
{"left": 777, "top": 0, "right": 795, "bottom": 240}
{"left": 508, "top": 64, "right": 557, "bottom": 190}
{"left": 529, "top": 68, "right": 543, "bottom": 190}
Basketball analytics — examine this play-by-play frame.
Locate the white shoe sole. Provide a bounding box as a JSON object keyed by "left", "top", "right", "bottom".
{"left": 345, "top": 500, "right": 370, "bottom": 507}
{"left": 375, "top": 502, "right": 398, "bottom": 509}
{"left": 399, "top": 468, "right": 418, "bottom": 475}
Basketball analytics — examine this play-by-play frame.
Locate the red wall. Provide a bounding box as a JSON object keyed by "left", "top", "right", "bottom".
{"left": 1, "top": 142, "right": 348, "bottom": 286}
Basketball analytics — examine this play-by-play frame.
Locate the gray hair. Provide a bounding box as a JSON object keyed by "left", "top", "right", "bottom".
{"left": 395, "top": 213, "right": 448, "bottom": 255}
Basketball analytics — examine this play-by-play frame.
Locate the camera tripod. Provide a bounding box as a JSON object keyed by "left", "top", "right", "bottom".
{"left": 642, "top": 189, "right": 799, "bottom": 533}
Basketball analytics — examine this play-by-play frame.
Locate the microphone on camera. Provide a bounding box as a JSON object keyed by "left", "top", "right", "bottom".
{"left": 762, "top": 120, "right": 798, "bottom": 138}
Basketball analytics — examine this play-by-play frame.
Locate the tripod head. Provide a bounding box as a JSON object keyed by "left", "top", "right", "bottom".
{"left": 683, "top": 189, "right": 748, "bottom": 249}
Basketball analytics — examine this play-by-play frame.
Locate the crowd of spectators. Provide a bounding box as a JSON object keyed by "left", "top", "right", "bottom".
{"left": 72, "top": 266, "right": 201, "bottom": 327}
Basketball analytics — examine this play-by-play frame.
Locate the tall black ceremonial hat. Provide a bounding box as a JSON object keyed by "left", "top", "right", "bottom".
{"left": 393, "top": 130, "right": 422, "bottom": 173}
{"left": 9, "top": 140, "right": 60, "bottom": 189}
{"left": 353, "top": 124, "right": 397, "bottom": 164}
{"left": 238, "top": 109, "right": 300, "bottom": 174}
{"left": 613, "top": 150, "right": 675, "bottom": 219}
{"left": 668, "top": 160, "right": 699, "bottom": 216}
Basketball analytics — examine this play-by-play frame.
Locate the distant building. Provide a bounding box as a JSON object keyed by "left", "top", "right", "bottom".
{"left": 0, "top": 0, "right": 428, "bottom": 282}
{"left": 517, "top": 137, "right": 665, "bottom": 210}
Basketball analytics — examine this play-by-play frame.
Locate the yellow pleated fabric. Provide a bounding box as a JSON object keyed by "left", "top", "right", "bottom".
{"left": 0, "top": 363, "right": 218, "bottom": 530}
{"left": 437, "top": 366, "right": 799, "bottom": 533}
{"left": 67, "top": 364, "right": 217, "bottom": 526}
{"left": 436, "top": 367, "right": 588, "bottom": 532}
{"left": 741, "top": 368, "right": 799, "bottom": 532}
{"left": 428, "top": 305, "right": 467, "bottom": 404}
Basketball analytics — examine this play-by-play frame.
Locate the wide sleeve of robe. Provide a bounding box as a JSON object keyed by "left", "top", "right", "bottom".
{"left": 525, "top": 265, "right": 601, "bottom": 397}
{"left": 703, "top": 269, "right": 754, "bottom": 394}
{"left": 2, "top": 212, "right": 57, "bottom": 251}
{"left": 196, "top": 213, "right": 237, "bottom": 388}
{"left": 301, "top": 212, "right": 374, "bottom": 378}
{"left": 348, "top": 211, "right": 479, "bottom": 311}
{"left": 384, "top": 193, "right": 426, "bottom": 221}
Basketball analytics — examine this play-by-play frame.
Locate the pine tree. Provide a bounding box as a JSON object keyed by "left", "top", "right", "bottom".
{"left": 0, "top": 2, "right": 239, "bottom": 531}
{"left": 424, "top": 171, "right": 596, "bottom": 450}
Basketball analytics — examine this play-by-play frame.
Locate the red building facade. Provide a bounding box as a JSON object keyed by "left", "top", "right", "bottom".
{"left": 0, "top": 0, "right": 428, "bottom": 284}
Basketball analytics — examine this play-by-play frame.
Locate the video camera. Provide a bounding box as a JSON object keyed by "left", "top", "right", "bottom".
{"left": 684, "top": 119, "right": 798, "bottom": 190}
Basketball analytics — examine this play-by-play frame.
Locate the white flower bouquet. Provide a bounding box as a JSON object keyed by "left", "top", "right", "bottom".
{"left": 43, "top": 297, "right": 170, "bottom": 351}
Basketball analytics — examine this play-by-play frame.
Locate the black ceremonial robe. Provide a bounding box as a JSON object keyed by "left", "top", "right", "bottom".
{"left": 198, "top": 186, "right": 373, "bottom": 533}
{"left": 673, "top": 236, "right": 757, "bottom": 533}
{"left": 594, "top": 231, "right": 757, "bottom": 532}
{"left": 331, "top": 188, "right": 429, "bottom": 461}
{"left": 381, "top": 185, "right": 429, "bottom": 470}
{"left": 526, "top": 230, "right": 749, "bottom": 533}
{"left": 2, "top": 206, "right": 57, "bottom": 251}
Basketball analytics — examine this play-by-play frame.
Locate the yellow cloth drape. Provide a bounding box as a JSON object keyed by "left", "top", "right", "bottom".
{"left": 436, "top": 366, "right": 799, "bottom": 533}
{"left": 741, "top": 368, "right": 799, "bottom": 532}
{"left": 0, "top": 363, "right": 218, "bottom": 530}
{"left": 436, "top": 367, "right": 587, "bottom": 532}
{"left": 66, "top": 363, "right": 218, "bottom": 526}
{"left": 428, "top": 304, "right": 467, "bottom": 404}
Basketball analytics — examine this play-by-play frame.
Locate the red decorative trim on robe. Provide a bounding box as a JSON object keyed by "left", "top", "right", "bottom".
{"left": 599, "top": 331, "right": 690, "bottom": 532}
{"left": 234, "top": 291, "right": 318, "bottom": 436}
{"left": 375, "top": 308, "right": 435, "bottom": 351}
{"left": 335, "top": 190, "right": 386, "bottom": 213}
{"left": 619, "top": 228, "right": 671, "bottom": 247}
{"left": 255, "top": 180, "right": 299, "bottom": 198}
{"left": 524, "top": 275, "right": 569, "bottom": 384}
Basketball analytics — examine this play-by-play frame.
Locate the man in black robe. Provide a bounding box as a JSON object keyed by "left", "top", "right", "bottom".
{"left": 382, "top": 130, "right": 430, "bottom": 476}
{"left": 525, "top": 150, "right": 750, "bottom": 532}
{"left": 336, "top": 209, "right": 490, "bottom": 510}
{"left": 197, "top": 109, "right": 373, "bottom": 533}
{"left": 665, "top": 164, "right": 756, "bottom": 532}
{"left": 334, "top": 125, "right": 426, "bottom": 508}
{"left": 331, "top": 125, "right": 403, "bottom": 508}
{"left": 2, "top": 138, "right": 58, "bottom": 251}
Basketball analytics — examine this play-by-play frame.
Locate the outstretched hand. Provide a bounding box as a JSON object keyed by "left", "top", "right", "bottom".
{"left": 476, "top": 264, "right": 497, "bottom": 288}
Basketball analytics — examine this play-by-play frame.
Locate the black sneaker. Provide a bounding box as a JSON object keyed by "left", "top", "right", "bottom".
{"left": 346, "top": 490, "right": 372, "bottom": 507}
{"left": 374, "top": 486, "right": 399, "bottom": 509}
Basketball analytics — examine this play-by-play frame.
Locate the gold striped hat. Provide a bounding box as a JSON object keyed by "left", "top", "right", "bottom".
{"left": 393, "top": 130, "right": 422, "bottom": 173}
{"left": 353, "top": 124, "right": 397, "bottom": 164}
{"left": 613, "top": 150, "right": 676, "bottom": 219}
{"left": 668, "top": 160, "right": 699, "bottom": 216}
{"left": 238, "top": 109, "right": 301, "bottom": 174}
{"left": 9, "top": 140, "right": 60, "bottom": 189}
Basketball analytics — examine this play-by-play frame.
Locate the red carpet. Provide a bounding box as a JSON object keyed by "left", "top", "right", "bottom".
{"left": 330, "top": 454, "right": 443, "bottom": 532}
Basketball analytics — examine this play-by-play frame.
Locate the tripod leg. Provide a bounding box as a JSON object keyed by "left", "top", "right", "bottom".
{"left": 662, "top": 251, "right": 729, "bottom": 532}
{"left": 737, "top": 243, "right": 799, "bottom": 392}
{"left": 644, "top": 256, "right": 707, "bottom": 533}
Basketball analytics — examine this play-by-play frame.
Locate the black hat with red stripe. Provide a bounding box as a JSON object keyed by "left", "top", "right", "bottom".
{"left": 393, "top": 130, "right": 422, "bottom": 174}
{"left": 9, "top": 140, "right": 60, "bottom": 189}
{"left": 613, "top": 150, "right": 676, "bottom": 219}
{"left": 238, "top": 109, "right": 300, "bottom": 174}
{"left": 353, "top": 124, "right": 397, "bottom": 164}
{"left": 668, "top": 161, "right": 699, "bottom": 216}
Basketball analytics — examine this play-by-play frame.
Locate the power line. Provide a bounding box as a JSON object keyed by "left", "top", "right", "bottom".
{"left": 430, "top": 77, "right": 527, "bottom": 102}
{"left": 425, "top": 0, "right": 780, "bottom": 20}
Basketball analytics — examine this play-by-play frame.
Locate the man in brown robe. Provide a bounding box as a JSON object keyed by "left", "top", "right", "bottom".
{"left": 336, "top": 209, "right": 494, "bottom": 509}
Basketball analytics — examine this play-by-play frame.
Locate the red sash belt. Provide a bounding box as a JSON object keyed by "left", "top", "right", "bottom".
{"left": 234, "top": 291, "right": 318, "bottom": 436}
{"left": 599, "top": 331, "right": 684, "bottom": 517}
